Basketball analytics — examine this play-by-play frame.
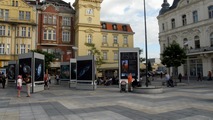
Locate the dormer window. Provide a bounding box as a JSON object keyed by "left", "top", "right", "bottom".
{"left": 122, "top": 25, "right": 127, "bottom": 31}
{"left": 112, "top": 24, "right": 117, "bottom": 30}
{"left": 102, "top": 23, "right": 106, "bottom": 29}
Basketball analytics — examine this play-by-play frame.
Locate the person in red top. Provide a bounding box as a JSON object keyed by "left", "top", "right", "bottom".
{"left": 128, "top": 73, "right": 132, "bottom": 92}
{"left": 44, "top": 73, "right": 49, "bottom": 89}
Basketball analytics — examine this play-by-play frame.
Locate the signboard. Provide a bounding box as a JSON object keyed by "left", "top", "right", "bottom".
{"left": 77, "top": 60, "right": 92, "bottom": 81}
{"left": 35, "top": 58, "right": 44, "bottom": 81}
{"left": 60, "top": 62, "right": 70, "bottom": 80}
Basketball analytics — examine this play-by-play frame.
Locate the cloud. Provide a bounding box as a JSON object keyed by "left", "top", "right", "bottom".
{"left": 65, "top": 0, "right": 174, "bottom": 58}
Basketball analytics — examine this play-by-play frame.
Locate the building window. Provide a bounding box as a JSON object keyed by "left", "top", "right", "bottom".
{"left": 103, "top": 52, "right": 107, "bottom": 60}
{"left": 12, "top": 0, "right": 15, "bottom": 6}
{"left": 20, "top": 44, "right": 25, "bottom": 54}
{"left": 113, "top": 36, "right": 118, "bottom": 44}
{"left": 62, "top": 31, "right": 70, "bottom": 42}
{"left": 171, "top": 18, "right": 175, "bottom": 29}
{"left": 114, "top": 52, "right": 118, "bottom": 60}
{"left": 28, "top": 27, "right": 30, "bottom": 37}
{"left": 0, "top": 26, "right": 5, "bottom": 36}
{"left": 182, "top": 15, "right": 187, "bottom": 26}
{"left": 162, "top": 23, "right": 165, "bottom": 31}
{"left": 53, "top": 16, "right": 56, "bottom": 24}
{"left": 16, "top": 27, "right": 19, "bottom": 36}
{"left": 63, "top": 17, "right": 70, "bottom": 26}
{"left": 16, "top": 44, "right": 18, "bottom": 54}
{"left": 48, "top": 30, "right": 52, "bottom": 40}
{"left": 87, "top": 34, "right": 92, "bottom": 43}
{"left": 21, "top": 27, "right": 26, "bottom": 37}
{"left": 193, "top": 11, "right": 198, "bottom": 23}
{"left": 0, "top": 44, "right": 5, "bottom": 54}
{"left": 122, "top": 25, "right": 127, "bottom": 31}
{"left": 48, "top": 16, "right": 52, "bottom": 24}
{"left": 16, "top": 1, "right": 18, "bottom": 6}
{"left": 44, "top": 15, "right": 48, "bottom": 23}
{"left": 26, "top": 12, "right": 30, "bottom": 21}
{"left": 123, "top": 36, "right": 128, "bottom": 44}
{"left": 194, "top": 36, "right": 200, "bottom": 49}
{"left": 210, "top": 32, "right": 213, "bottom": 47}
{"left": 19, "top": 11, "right": 24, "bottom": 20}
{"left": 102, "top": 23, "right": 106, "bottom": 29}
{"left": 0, "top": 9, "right": 3, "bottom": 18}
{"left": 4, "top": 10, "right": 9, "bottom": 20}
{"left": 53, "top": 30, "right": 56, "bottom": 40}
{"left": 7, "top": 44, "right": 10, "bottom": 54}
{"left": 28, "top": 44, "right": 30, "bottom": 52}
{"left": 208, "top": 6, "right": 213, "bottom": 19}
{"left": 112, "top": 24, "right": 117, "bottom": 30}
{"left": 43, "top": 30, "right": 47, "bottom": 40}
{"left": 102, "top": 35, "right": 107, "bottom": 43}
{"left": 8, "top": 26, "right": 10, "bottom": 36}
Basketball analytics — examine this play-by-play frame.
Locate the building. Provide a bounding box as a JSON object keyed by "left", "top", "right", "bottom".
{"left": 157, "top": 0, "right": 213, "bottom": 77}
{"left": 73, "top": 0, "right": 134, "bottom": 77}
{"left": 0, "top": 0, "right": 36, "bottom": 67}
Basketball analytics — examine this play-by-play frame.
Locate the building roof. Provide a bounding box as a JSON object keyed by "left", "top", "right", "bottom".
{"left": 159, "top": 0, "right": 181, "bottom": 15}
{"left": 100, "top": 21, "right": 134, "bottom": 33}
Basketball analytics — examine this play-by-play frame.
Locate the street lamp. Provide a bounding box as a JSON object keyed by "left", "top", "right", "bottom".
{"left": 143, "top": 0, "right": 148, "bottom": 87}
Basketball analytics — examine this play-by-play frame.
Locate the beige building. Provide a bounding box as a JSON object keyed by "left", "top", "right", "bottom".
{"left": 73, "top": 0, "right": 134, "bottom": 77}
{"left": 0, "top": 0, "right": 36, "bottom": 67}
{"left": 157, "top": 0, "right": 213, "bottom": 77}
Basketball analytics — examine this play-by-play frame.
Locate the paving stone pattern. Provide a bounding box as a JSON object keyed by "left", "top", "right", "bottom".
{"left": 0, "top": 79, "right": 213, "bottom": 120}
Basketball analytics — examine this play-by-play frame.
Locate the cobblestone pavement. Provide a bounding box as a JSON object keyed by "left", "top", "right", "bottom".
{"left": 0, "top": 79, "right": 213, "bottom": 120}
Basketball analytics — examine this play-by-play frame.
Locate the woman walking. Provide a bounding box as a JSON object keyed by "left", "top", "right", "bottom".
{"left": 17, "top": 75, "right": 22, "bottom": 97}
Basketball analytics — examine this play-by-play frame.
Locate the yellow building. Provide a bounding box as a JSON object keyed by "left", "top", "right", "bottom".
{"left": 0, "top": 0, "right": 36, "bottom": 67}
{"left": 73, "top": 0, "right": 134, "bottom": 77}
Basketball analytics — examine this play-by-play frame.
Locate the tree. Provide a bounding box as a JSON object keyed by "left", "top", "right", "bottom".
{"left": 139, "top": 49, "right": 145, "bottom": 63}
{"left": 84, "top": 43, "right": 104, "bottom": 69}
{"left": 161, "top": 41, "right": 187, "bottom": 72}
{"left": 31, "top": 49, "right": 55, "bottom": 72}
{"left": 147, "top": 61, "right": 152, "bottom": 71}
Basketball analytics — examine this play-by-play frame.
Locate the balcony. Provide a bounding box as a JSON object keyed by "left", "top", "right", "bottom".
{"left": 187, "top": 46, "right": 213, "bottom": 55}
{"left": 0, "top": 16, "right": 36, "bottom": 26}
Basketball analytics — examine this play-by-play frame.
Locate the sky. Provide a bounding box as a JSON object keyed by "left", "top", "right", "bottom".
{"left": 63, "top": 0, "right": 173, "bottom": 59}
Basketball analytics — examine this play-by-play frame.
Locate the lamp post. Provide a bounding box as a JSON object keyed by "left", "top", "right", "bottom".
{"left": 143, "top": 0, "right": 148, "bottom": 87}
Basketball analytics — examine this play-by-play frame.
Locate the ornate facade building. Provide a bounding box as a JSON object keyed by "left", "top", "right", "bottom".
{"left": 157, "top": 0, "right": 213, "bottom": 77}
{"left": 0, "top": 0, "right": 36, "bottom": 67}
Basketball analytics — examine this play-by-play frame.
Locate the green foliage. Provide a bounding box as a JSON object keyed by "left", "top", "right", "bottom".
{"left": 147, "top": 61, "right": 152, "bottom": 71}
{"left": 139, "top": 49, "right": 145, "bottom": 63}
{"left": 84, "top": 43, "right": 104, "bottom": 68}
{"left": 31, "top": 49, "right": 55, "bottom": 70}
{"left": 161, "top": 41, "right": 187, "bottom": 68}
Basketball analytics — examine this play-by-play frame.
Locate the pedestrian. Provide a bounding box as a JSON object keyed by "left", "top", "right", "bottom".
{"left": 17, "top": 75, "right": 22, "bottom": 97}
{"left": 160, "top": 72, "right": 163, "bottom": 79}
{"left": 24, "top": 73, "right": 31, "bottom": 97}
{"left": 48, "top": 74, "right": 51, "bottom": 84}
{"left": 165, "top": 72, "right": 173, "bottom": 87}
{"left": 207, "top": 71, "right": 212, "bottom": 81}
{"left": 128, "top": 73, "right": 133, "bottom": 92}
{"left": 1, "top": 72, "right": 6, "bottom": 89}
{"left": 44, "top": 73, "right": 49, "bottom": 89}
{"left": 55, "top": 74, "right": 59, "bottom": 85}
{"left": 197, "top": 72, "right": 202, "bottom": 81}
{"left": 178, "top": 73, "right": 182, "bottom": 83}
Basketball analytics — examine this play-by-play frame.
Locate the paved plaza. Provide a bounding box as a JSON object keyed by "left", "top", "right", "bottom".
{"left": 0, "top": 79, "right": 213, "bottom": 120}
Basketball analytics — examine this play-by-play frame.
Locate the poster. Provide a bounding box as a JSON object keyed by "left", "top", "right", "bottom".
{"left": 120, "top": 52, "right": 138, "bottom": 79}
{"left": 7, "top": 64, "right": 16, "bottom": 80}
{"left": 77, "top": 60, "right": 92, "bottom": 80}
{"left": 35, "top": 58, "right": 44, "bottom": 81}
{"left": 71, "top": 63, "right": 76, "bottom": 80}
{"left": 19, "top": 58, "right": 31, "bottom": 79}
{"left": 60, "top": 65, "right": 70, "bottom": 79}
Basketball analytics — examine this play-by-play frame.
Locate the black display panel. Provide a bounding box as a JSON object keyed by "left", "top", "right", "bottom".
{"left": 71, "top": 63, "right": 76, "bottom": 80}
{"left": 19, "top": 58, "right": 31, "bottom": 80}
{"left": 77, "top": 60, "right": 92, "bottom": 80}
{"left": 60, "top": 65, "right": 70, "bottom": 79}
{"left": 35, "top": 58, "right": 44, "bottom": 81}
{"left": 7, "top": 64, "right": 16, "bottom": 80}
{"left": 120, "top": 52, "right": 138, "bottom": 79}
